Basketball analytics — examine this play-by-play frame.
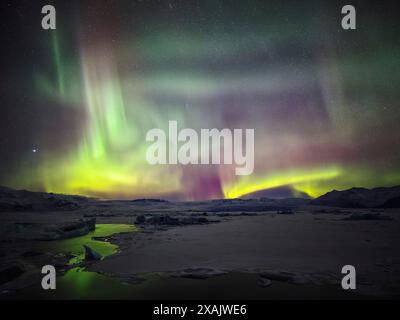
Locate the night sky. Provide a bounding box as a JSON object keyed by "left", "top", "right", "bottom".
{"left": 1, "top": 0, "right": 400, "bottom": 200}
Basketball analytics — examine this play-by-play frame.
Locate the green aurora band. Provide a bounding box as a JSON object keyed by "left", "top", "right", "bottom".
{"left": 4, "top": 2, "right": 400, "bottom": 200}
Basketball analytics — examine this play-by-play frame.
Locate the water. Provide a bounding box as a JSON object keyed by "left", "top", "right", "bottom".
{"left": 37, "top": 224, "right": 138, "bottom": 264}
{"left": 7, "top": 269, "right": 365, "bottom": 300}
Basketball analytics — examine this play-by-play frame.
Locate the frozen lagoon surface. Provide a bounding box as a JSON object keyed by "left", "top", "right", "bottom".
{"left": 1, "top": 198, "right": 400, "bottom": 299}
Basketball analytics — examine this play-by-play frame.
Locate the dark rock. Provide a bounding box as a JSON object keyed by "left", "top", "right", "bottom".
{"left": 135, "top": 214, "right": 213, "bottom": 226}
{"left": 60, "top": 218, "right": 95, "bottom": 233}
{"left": 135, "top": 215, "right": 146, "bottom": 224}
{"left": 40, "top": 218, "right": 97, "bottom": 240}
{"left": 257, "top": 277, "right": 272, "bottom": 288}
{"left": 179, "top": 217, "right": 209, "bottom": 225}
{"left": 342, "top": 213, "right": 393, "bottom": 221}
{"left": 259, "top": 271, "right": 294, "bottom": 282}
{"left": 82, "top": 218, "right": 96, "bottom": 231}
{"left": 241, "top": 212, "right": 258, "bottom": 216}
{"left": 21, "top": 251, "right": 44, "bottom": 258}
{"left": 83, "top": 245, "right": 102, "bottom": 261}
{"left": 171, "top": 267, "right": 227, "bottom": 279}
{"left": 277, "top": 209, "right": 294, "bottom": 215}
{"left": 0, "top": 266, "right": 24, "bottom": 285}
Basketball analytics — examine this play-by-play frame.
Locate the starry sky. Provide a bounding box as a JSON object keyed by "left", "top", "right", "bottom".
{"left": 1, "top": 0, "right": 400, "bottom": 200}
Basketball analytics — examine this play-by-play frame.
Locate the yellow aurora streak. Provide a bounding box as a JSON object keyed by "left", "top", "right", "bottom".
{"left": 223, "top": 166, "right": 342, "bottom": 199}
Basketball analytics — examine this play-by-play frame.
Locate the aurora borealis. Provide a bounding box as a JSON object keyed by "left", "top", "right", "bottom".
{"left": 1, "top": 0, "right": 400, "bottom": 200}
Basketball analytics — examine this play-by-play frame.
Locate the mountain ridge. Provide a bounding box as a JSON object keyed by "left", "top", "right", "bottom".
{"left": 313, "top": 185, "right": 400, "bottom": 208}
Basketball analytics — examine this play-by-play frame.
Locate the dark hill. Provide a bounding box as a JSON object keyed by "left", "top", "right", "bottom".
{"left": 241, "top": 185, "right": 310, "bottom": 199}
{"left": 312, "top": 186, "right": 400, "bottom": 208}
{"left": 0, "top": 186, "right": 89, "bottom": 212}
